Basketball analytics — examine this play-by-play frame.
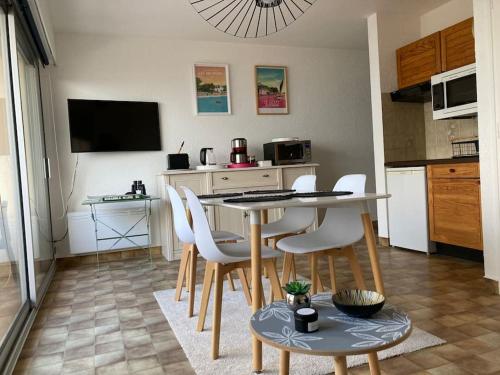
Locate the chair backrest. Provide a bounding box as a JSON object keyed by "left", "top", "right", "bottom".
{"left": 333, "top": 174, "right": 366, "bottom": 193}
{"left": 318, "top": 174, "right": 367, "bottom": 244}
{"left": 292, "top": 175, "right": 317, "bottom": 193}
{"left": 278, "top": 175, "right": 317, "bottom": 229}
{"left": 183, "top": 187, "right": 228, "bottom": 263}
{"left": 166, "top": 185, "right": 195, "bottom": 244}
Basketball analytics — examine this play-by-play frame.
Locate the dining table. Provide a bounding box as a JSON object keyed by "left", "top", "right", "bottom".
{"left": 197, "top": 192, "right": 390, "bottom": 373}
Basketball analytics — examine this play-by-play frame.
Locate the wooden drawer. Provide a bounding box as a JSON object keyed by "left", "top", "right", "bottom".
{"left": 212, "top": 169, "right": 279, "bottom": 189}
{"left": 427, "top": 163, "right": 479, "bottom": 179}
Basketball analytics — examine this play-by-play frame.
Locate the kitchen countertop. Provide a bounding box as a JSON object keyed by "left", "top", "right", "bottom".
{"left": 385, "top": 156, "right": 479, "bottom": 168}
{"left": 159, "top": 163, "right": 319, "bottom": 175}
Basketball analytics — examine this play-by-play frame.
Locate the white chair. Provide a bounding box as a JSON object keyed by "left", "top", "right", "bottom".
{"left": 183, "top": 187, "right": 283, "bottom": 360}
{"left": 276, "top": 174, "right": 368, "bottom": 294}
{"left": 261, "top": 175, "right": 317, "bottom": 242}
{"left": 167, "top": 185, "right": 242, "bottom": 318}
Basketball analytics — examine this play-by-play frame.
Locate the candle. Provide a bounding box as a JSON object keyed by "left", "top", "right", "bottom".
{"left": 294, "top": 307, "right": 319, "bottom": 333}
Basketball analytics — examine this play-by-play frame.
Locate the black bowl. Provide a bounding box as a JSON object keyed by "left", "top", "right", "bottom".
{"left": 332, "top": 289, "right": 385, "bottom": 318}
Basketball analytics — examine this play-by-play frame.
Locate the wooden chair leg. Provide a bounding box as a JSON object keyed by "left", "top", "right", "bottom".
{"left": 211, "top": 263, "right": 224, "bottom": 360}
{"left": 186, "top": 248, "right": 192, "bottom": 293}
{"left": 188, "top": 245, "right": 198, "bottom": 318}
{"left": 317, "top": 272, "right": 325, "bottom": 293}
{"left": 226, "top": 272, "right": 236, "bottom": 291}
{"left": 265, "top": 259, "right": 284, "bottom": 301}
{"left": 281, "top": 252, "right": 293, "bottom": 286}
{"left": 291, "top": 254, "right": 297, "bottom": 281}
{"left": 309, "top": 254, "right": 318, "bottom": 295}
{"left": 260, "top": 279, "right": 267, "bottom": 307}
{"left": 327, "top": 254, "right": 338, "bottom": 293}
{"left": 197, "top": 262, "right": 214, "bottom": 332}
{"left": 345, "top": 246, "right": 367, "bottom": 290}
{"left": 175, "top": 243, "right": 190, "bottom": 302}
{"left": 237, "top": 268, "right": 252, "bottom": 305}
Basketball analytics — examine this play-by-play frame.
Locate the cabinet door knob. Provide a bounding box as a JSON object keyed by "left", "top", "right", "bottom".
{"left": 243, "top": 212, "right": 249, "bottom": 218}
{"left": 221, "top": 177, "right": 229, "bottom": 180}
{"left": 449, "top": 168, "right": 455, "bottom": 173}
{"left": 262, "top": 174, "right": 270, "bottom": 177}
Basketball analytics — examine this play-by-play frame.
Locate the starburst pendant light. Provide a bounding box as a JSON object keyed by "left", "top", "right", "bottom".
{"left": 190, "top": 0, "right": 317, "bottom": 38}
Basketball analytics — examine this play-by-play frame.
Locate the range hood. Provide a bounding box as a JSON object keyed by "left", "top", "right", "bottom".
{"left": 390, "top": 81, "right": 431, "bottom": 103}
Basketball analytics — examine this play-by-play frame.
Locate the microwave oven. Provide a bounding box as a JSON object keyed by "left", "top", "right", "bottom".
{"left": 263, "top": 140, "right": 312, "bottom": 165}
{"left": 431, "top": 63, "right": 477, "bottom": 120}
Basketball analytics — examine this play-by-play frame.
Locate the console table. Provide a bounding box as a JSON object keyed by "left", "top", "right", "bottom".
{"left": 82, "top": 196, "right": 159, "bottom": 267}
{"left": 157, "top": 163, "right": 319, "bottom": 261}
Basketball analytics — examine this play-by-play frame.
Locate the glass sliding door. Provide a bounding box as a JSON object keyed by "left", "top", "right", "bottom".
{"left": 0, "top": 6, "right": 29, "bottom": 368}
{"left": 14, "top": 20, "right": 54, "bottom": 302}
{"left": 0, "top": 4, "right": 55, "bottom": 372}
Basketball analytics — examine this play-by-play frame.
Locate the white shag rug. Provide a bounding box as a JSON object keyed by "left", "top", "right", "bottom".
{"left": 154, "top": 279, "right": 445, "bottom": 374}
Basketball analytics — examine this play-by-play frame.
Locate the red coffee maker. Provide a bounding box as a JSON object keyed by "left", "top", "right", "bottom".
{"left": 228, "top": 138, "right": 256, "bottom": 168}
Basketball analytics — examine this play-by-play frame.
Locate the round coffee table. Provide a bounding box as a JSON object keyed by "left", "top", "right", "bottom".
{"left": 250, "top": 294, "right": 412, "bottom": 375}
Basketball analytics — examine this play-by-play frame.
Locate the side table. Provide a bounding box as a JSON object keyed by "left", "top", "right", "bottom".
{"left": 250, "top": 294, "right": 412, "bottom": 375}
{"left": 82, "top": 196, "right": 159, "bottom": 268}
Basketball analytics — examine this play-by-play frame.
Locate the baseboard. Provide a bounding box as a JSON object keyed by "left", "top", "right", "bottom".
{"left": 57, "top": 246, "right": 163, "bottom": 268}
{"left": 378, "top": 237, "right": 389, "bottom": 247}
{"left": 484, "top": 278, "right": 500, "bottom": 295}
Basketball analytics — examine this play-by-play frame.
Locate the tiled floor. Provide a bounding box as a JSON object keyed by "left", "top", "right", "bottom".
{"left": 13, "top": 241, "right": 500, "bottom": 375}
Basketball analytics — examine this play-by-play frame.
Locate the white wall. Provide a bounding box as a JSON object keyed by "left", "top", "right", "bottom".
{"left": 421, "top": 0, "right": 473, "bottom": 36}
{"left": 473, "top": 0, "right": 500, "bottom": 284}
{"left": 33, "top": 0, "right": 56, "bottom": 62}
{"left": 376, "top": 13, "right": 421, "bottom": 94}
{"left": 50, "top": 33, "right": 375, "bottom": 257}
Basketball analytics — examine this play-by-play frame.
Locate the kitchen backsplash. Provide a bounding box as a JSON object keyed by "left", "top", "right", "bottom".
{"left": 382, "top": 93, "right": 426, "bottom": 162}
{"left": 424, "top": 102, "right": 478, "bottom": 159}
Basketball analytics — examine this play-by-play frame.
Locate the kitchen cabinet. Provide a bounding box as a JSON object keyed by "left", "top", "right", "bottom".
{"left": 395, "top": 18, "right": 476, "bottom": 89}
{"left": 441, "top": 17, "right": 475, "bottom": 72}
{"left": 396, "top": 32, "right": 442, "bottom": 89}
{"left": 427, "top": 162, "right": 482, "bottom": 250}
{"left": 158, "top": 164, "right": 318, "bottom": 260}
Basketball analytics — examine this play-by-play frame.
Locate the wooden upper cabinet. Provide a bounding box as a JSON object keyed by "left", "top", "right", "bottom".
{"left": 441, "top": 17, "right": 475, "bottom": 72}
{"left": 396, "top": 32, "right": 441, "bottom": 89}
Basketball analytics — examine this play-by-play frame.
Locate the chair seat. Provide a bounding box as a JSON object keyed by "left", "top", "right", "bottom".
{"left": 212, "top": 231, "right": 243, "bottom": 242}
{"left": 261, "top": 220, "right": 309, "bottom": 239}
{"left": 217, "top": 242, "right": 280, "bottom": 264}
{"left": 276, "top": 230, "right": 361, "bottom": 254}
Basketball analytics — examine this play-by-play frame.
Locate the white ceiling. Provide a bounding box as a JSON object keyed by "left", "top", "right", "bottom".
{"left": 47, "top": 0, "right": 450, "bottom": 49}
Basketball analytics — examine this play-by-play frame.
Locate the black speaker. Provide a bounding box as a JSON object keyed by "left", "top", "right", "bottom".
{"left": 167, "top": 153, "right": 190, "bottom": 170}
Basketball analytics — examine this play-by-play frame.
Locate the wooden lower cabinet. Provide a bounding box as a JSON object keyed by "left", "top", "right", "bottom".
{"left": 427, "top": 163, "right": 482, "bottom": 250}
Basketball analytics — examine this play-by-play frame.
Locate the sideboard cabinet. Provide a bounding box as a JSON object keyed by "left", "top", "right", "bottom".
{"left": 157, "top": 164, "right": 318, "bottom": 260}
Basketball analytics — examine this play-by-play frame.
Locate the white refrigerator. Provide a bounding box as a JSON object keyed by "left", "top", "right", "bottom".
{"left": 386, "top": 167, "right": 434, "bottom": 253}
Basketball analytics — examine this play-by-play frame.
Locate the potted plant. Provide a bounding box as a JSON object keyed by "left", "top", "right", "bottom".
{"left": 283, "top": 280, "right": 311, "bottom": 311}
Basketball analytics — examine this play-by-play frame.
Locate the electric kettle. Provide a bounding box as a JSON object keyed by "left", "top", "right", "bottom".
{"left": 200, "top": 148, "right": 216, "bottom": 165}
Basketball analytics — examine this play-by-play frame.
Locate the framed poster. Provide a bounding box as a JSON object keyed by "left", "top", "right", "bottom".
{"left": 193, "top": 63, "right": 231, "bottom": 115}
{"left": 255, "top": 65, "right": 288, "bottom": 115}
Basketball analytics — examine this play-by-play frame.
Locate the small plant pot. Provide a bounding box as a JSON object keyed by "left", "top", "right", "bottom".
{"left": 286, "top": 292, "right": 311, "bottom": 311}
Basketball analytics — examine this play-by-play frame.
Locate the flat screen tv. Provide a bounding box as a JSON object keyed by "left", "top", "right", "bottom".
{"left": 68, "top": 99, "right": 161, "bottom": 153}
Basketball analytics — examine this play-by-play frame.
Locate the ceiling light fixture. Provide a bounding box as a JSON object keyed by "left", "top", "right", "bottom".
{"left": 189, "top": 0, "right": 317, "bottom": 38}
